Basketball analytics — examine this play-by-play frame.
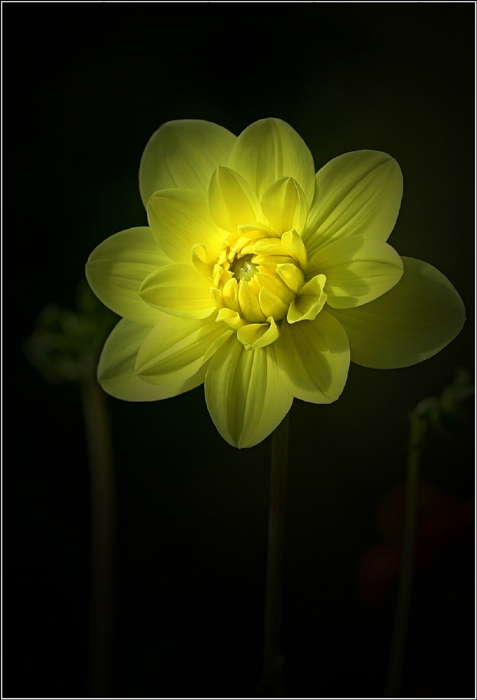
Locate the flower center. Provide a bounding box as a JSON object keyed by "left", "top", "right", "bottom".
{"left": 230, "top": 254, "right": 258, "bottom": 282}
{"left": 192, "top": 224, "right": 327, "bottom": 349}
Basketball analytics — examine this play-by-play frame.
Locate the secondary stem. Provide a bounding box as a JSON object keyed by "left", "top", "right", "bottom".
{"left": 261, "top": 412, "right": 290, "bottom": 696}
{"left": 385, "top": 409, "right": 428, "bottom": 698}
{"left": 80, "top": 355, "right": 116, "bottom": 698}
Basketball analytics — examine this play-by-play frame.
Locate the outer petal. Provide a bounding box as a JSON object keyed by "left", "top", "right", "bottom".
{"left": 139, "top": 264, "right": 216, "bottom": 319}
{"left": 205, "top": 335, "right": 293, "bottom": 449}
{"left": 208, "top": 166, "right": 261, "bottom": 233}
{"left": 227, "top": 118, "right": 316, "bottom": 205}
{"left": 329, "top": 257, "right": 466, "bottom": 369}
{"left": 135, "top": 314, "right": 230, "bottom": 385}
{"left": 147, "top": 189, "right": 224, "bottom": 264}
{"left": 275, "top": 310, "right": 350, "bottom": 403}
{"left": 98, "top": 319, "right": 205, "bottom": 401}
{"left": 86, "top": 227, "right": 169, "bottom": 326}
{"left": 303, "top": 151, "right": 403, "bottom": 256}
{"left": 139, "top": 119, "right": 236, "bottom": 206}
{"left": 307, "top": 235, "right": 404, "bottom": 308}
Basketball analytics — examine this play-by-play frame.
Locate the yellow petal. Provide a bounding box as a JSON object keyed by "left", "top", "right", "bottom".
{"left": 281, "top": 230, "right": 307, "bottom": 270}
{"left": 147, "top": 189, "right": 223, "bottom": 264}
{"left": 237, "top": 223, "right": 279, "bottom": 240}
{"left": 210, "top": 287, "right": 224, "bottom": 309}
{"left": 277, "top": 263, "right": 304, "bottom": 294}
{"left": 276, "top": 310, "right": 350, "bottom": 403}
{"left": 208, "top": 166, "right": 261, "bottom": 233}
{"left": 135, "top": 315, "right": 229, "bottom": 385}
{"left": 227, "top": 118, "right": 316, "bottom": 204}
{"left": 304, "top": 150, "right": 403, "bottom": 257}
{"left": 86, "top": 226, "right": 169, "bottom": 326}
{"left": 139, "top": 119, "right": 236, "bottom": 207}
{"left": 139, "top": 264, "right": 216, "bottom": 319}
{"left": 329, "top": 257, "right": 466, "bottom": 368}
{"left": 212, "top": 263, "right": 227, "bottom": 289}
{"left": 253, "top": 238, "right": 287, "bottom": 257}
{"left": 287, "top": 274, "right": 327, "bottom": 324}
{"left": 254, "top": 271, "right": 293, "bottom": 303}
{"left": 98, "top": 319, "right": 205, "bottom": 401}
{"left": 307, "top": 235, "right": 403, "bottom": 308}
{"left": 205, "top": 335, "right": 293, "bottom": 448}
{"left": 255, "top": 255, "right": 296, "bottom": 270}
{"left": 237, "top": 317, "right": 279, "bottom": 349}
{"left": 222, "top": 277, "right": 239, "bottom": 312}
{"left": 259, "top": 287, "right": 288, "bottom": 320}
{"left": 217, "top": 308, "right": 247, "bottom": 330}
{"left": 261, "top": 177, "right": 308, "bottom": 235}
{"left": 238, "top": 280, "right": 267, "bottom": 322}
{"left": 191, "top": 243, "right": 217, "bottom": 279}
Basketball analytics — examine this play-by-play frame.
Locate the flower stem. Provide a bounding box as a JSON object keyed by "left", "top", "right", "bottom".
{"left": 259, "top": 412, "right": 290, "bottom": 697}
{"left": 385, "top": 408, "right": 428, "bottom": 698}
{"left": 80, "top": 355, "right": 116, "bottom": 698}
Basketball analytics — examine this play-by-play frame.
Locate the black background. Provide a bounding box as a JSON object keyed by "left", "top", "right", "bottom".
{"left": 4, "top": 3, "right": 475, "bottom": 699}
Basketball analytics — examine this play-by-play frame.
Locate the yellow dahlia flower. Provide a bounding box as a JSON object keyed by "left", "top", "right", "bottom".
{"left": 86, "top": 118, "right": 465, "bottom": 448}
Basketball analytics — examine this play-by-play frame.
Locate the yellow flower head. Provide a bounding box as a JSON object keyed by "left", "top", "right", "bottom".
{"left": 86, "top": 118, "right": 465, "bottom": 448}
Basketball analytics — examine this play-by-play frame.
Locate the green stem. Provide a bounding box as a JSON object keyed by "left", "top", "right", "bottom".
{"left": 260, "top": 412, "right": 290, "bottom": 697}
{"left": 80, "top": 355, "right": 116, "bottom": 698}
{"left": 385, "top": 409, "right": 428, "bottom": 698}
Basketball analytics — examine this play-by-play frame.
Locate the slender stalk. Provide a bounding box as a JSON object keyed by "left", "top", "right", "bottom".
{"left": 385, "top": 410, "right": 428, "bottom": 698}
{"left": 260, "top": 412, "right": 290, "bottom": 697}
{"left": 80, "top": 354, "right": 116, "bottom": 698}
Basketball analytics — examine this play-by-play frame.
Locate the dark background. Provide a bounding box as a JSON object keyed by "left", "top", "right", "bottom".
{"left": 4, "top": 3, "right": 475, "bottom": 699}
